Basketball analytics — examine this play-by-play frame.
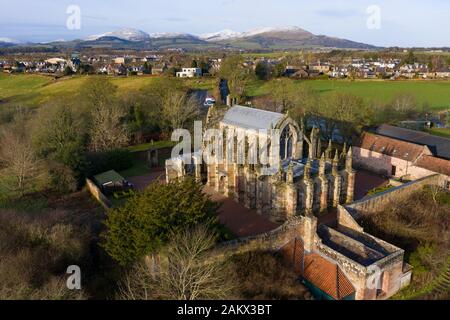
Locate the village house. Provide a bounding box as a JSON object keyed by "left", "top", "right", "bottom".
{"left": 152, "top": 64, "right": 167, "bottom": 75}
{"left": 113, "top": 57, "right": 132, "bottom": 64}
{"left": 353, "top": 125, "right": 450, "bottom": 185}
{"left": 176, "top": 67, "right": 202, "bottom": 78}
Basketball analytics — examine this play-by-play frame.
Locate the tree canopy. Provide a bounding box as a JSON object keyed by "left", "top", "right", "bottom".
{"left": 103, "top": 177, "right": 220, "bottom": 265}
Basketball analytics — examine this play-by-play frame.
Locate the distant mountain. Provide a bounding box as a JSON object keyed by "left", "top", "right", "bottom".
{"left": 86, "top": 28, "right": 151, "bottom": 42}
{"left": 150, "top": 32, "right": 194, "bottom": 39}
{"left": 199, "top": 29, "right": 242, "bottom": 41}
{"left": 208, "top": 26, "right": 376, "bottom": 49}
{"left": 1, "top": 26, "right": 378, "bottom": 50}
{"left": 0, "top": 37, "right": 21, "bottom": 47}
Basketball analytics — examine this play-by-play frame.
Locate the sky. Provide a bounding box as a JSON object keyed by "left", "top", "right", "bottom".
{"left": 0, "top": 0, "right": 449, "bottom": 47}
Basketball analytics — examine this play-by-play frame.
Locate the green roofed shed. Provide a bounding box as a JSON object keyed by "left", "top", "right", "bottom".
{"left": 93, "top": 170, "right": 128, "bottom": 194}
{"left": 94, "top": 170, "right": 125, "bottom": 186}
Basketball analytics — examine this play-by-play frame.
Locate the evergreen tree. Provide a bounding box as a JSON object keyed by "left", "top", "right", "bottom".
{"left": 103, "top": 178, "right": 220, "bottom": 265}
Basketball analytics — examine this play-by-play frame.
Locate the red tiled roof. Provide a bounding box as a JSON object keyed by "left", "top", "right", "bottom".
{"left": 356, "top": 132, "right": 430, "bottom": 162}
{"left": 303, "top": 253, "right": 355, "bottom": 300}
{"left": 415, "top": 155, "right": 450, "bottom": 176}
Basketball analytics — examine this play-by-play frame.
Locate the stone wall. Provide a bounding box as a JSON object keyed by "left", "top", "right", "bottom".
{"left": 345, "top": 174, "right": 444, "bottom": 216}
{"left": 216, "top": 213, "right": 406, "bottom": 300}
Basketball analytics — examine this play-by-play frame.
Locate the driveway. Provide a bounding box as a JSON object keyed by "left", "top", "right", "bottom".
{"left": 127, "top": 168, "right": 165, "bottom": 191}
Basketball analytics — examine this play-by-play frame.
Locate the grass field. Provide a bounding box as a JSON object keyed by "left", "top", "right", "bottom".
{"left": 426, "top": 128, "right": 450, "bottom": 139}
{"left": 246, "top": 79, "right": 450, "bottom": 110}
{"left": 1, "top": 74, "right": 449, "bottom": 111}
{"left": 0, "top": 73, "right": 216, "bottom": 107}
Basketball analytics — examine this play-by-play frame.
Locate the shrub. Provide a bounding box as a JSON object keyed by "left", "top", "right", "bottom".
{"left": 231, "top": 251, "right": 311, "bottom": 300}
{"left": 88, "top": 149, "right": 133, "bottom": 175}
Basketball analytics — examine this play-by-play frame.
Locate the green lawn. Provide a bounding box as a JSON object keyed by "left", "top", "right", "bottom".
{"left": 118, "top": 159, "right": 151, "bottom": 178}
{"left": 0, "top": 73, "right": 215, "bottom": 107}
{"left": 2, "top": 73, "right": 449, "bottom": 111}
{"left": 427, "top": 128, "right": 450, "bottom": 139}
{"left": 127, "top": 140, "right": 176, "bottom": 153}
{"left": 246, "top": 79, "right": 450, "bottom": 110}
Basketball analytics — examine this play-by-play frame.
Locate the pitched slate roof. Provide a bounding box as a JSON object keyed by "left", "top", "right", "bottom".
{"left": 356, "top": 132, "right": 429, "bottom": 162}
{"left": 304, "top": 253, "right": 356, "bottom": 300}
{"left": 415, "top": 155, "right": 450, "bottom": 176}
{"left": 376, "top": 124, "right": 450, "bottom": 160}
{"left": 221, "top": 105, "right": 284, "bottom": 130}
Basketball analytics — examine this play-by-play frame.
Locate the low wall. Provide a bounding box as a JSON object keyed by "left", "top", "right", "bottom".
{"left": 345, "top": 174, "right": 444, "bottom": 215}
{"left": 86, "top": 178, "right": 112, "bottom": 209}
{"left": 216, "top": 216, "right": 305, "bottom": 254}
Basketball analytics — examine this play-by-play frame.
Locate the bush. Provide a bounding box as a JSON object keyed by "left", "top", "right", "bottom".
{"left": 0, "top": 211, "right": 88, "bottom": 299}
{"left": 231, "top": 251, "right": 311, "bottom": 300}
{"left": 88, "top": 149, "right": 133, "bottom": 175}
{"left": 46, "top": 162, "right": 78, "bottom": 194}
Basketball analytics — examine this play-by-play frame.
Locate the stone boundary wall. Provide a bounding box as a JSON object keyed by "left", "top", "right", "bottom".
{"left": 345, "top": 174, "right": 444, "bottom": 215}
{"left": 86, "top": 178, "right": 112, "bottom": 209}
{"left": 215, "top": 216, "right": 309, "bottom": 258}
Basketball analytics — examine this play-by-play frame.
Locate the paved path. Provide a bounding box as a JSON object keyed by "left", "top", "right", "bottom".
{"left": 354, "top": 170, "right": 389, "bottom": 200}
{"left": 204, "top": 186, "right": 279, "bottom": 238}
{"left": 127, "top": 168, "right": 165, "bottom": 191}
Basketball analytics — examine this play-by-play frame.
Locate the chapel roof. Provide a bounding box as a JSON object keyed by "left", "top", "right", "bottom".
{"left": 221, "top": 105, "right": 285, "bottom": 130}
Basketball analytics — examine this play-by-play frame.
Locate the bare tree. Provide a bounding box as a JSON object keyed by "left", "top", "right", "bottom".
{"left": 428, "top": 184, "right": 443, "bottom": 205}
{"left": 118, "top": 226, "right": 235, "bottom": 300}
{"left": 89, "top": 102, "right": 130, "bottom": 152}
{"left": 162, "top": 90, "right": 199, "bottom": 132}
{"left": 0, "top": 127, "right": 41, "bottom": 196}
{"left": 391, "top": 93, "right": 417, "bottom": 115}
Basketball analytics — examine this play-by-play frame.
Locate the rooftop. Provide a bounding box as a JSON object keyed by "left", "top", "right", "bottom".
{"left": 356, "top": 132, "right": 430, "bottom": 162}
{"left": 415, "top": 155, "right": 450, "bottom": 176}
{"left": 93, "top": 170, "right": 125, "bottom": 186}
{"left": 376, "top": 124, "right": 450, "bottom": 160}
{"left": 304, "top": 252, "right": 356, "bottom": 300}
{"left": 221, "top": 105, "right": 285, "bottom": 130}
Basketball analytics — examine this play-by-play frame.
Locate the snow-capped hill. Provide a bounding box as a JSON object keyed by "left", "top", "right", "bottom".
{"left": 200, "top": 29, "right": 242, "bottom": 41}
{"left": 149, "top": 32, "right": 197, "bottom": 39}
{"left": 238, "top": 26, "right": 312, "bottom": 38}
{"left": 0, "top": 37, "right": 21, "bottom": 44}
{"left": 87, "top": 28, "right": 150, "bottom": 41}
{"left": 199, "top": 26, "right": 313, "bottom": 41}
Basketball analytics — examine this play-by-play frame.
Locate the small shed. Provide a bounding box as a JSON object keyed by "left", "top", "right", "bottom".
{"left": 93, "top": 170, "right": 128, "bottom": 194}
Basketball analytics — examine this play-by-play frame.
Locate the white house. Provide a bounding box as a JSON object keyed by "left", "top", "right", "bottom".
{"left": 176, "top": 67, "right": 202, "bottom": 78}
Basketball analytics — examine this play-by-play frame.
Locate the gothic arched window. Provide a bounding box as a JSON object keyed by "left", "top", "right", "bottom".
{"left": 280, "top": 125, "right": 293, "bottom": 160}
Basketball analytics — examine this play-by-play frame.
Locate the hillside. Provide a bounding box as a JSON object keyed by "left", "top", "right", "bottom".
{"left": 215, "top": 27, "right": 376, "bottom": 50}
{"left": 2, "top": 26, "right": 377, "bottom": 51}
{"left": 0, "top": 74, "right": 215, "bottom": 107}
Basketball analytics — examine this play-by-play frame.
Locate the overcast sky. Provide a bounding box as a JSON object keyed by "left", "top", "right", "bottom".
{"left": 1, "top": 0, "right": 449, "bottom": 47}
